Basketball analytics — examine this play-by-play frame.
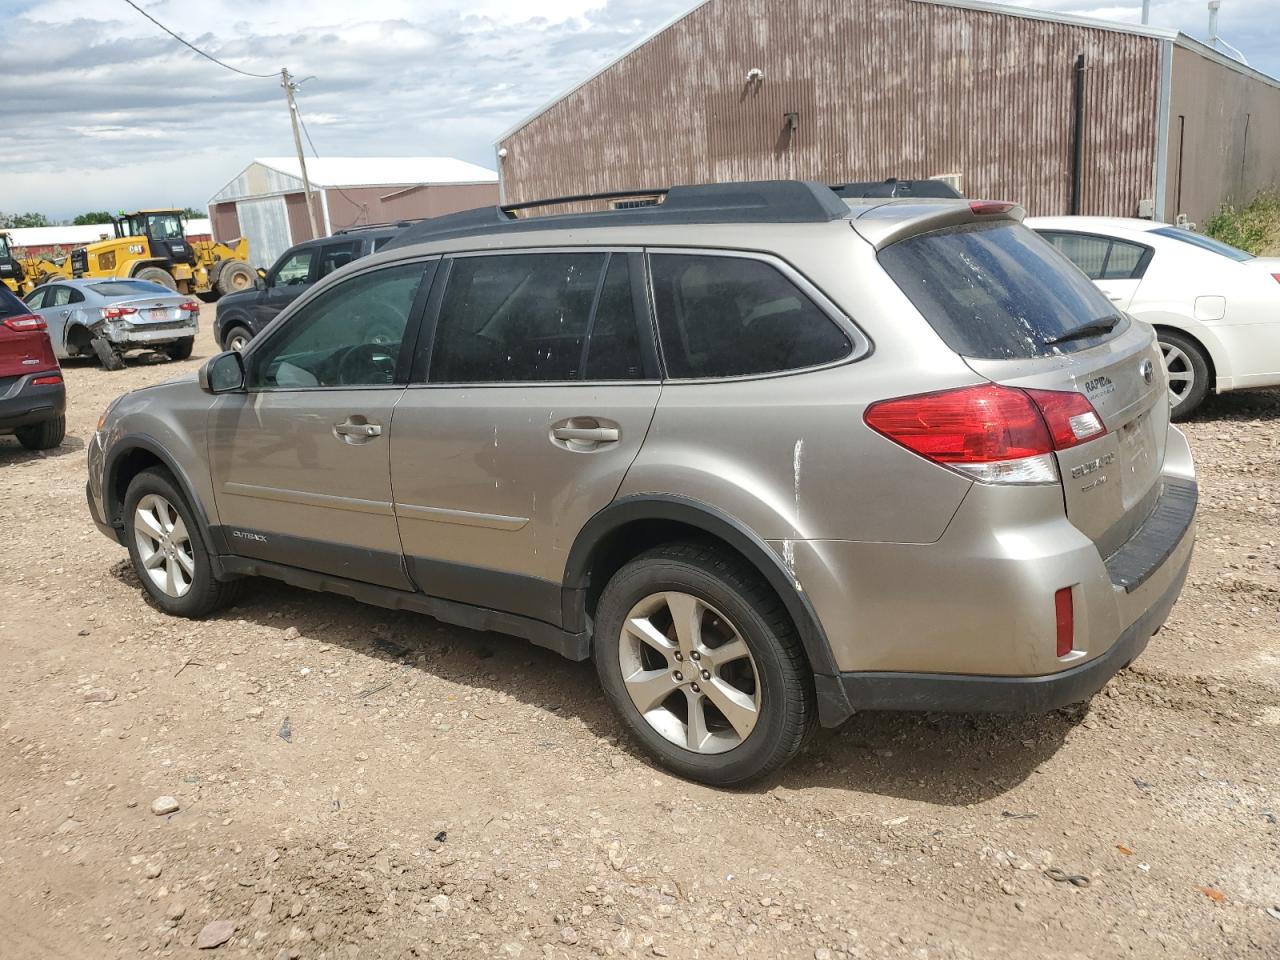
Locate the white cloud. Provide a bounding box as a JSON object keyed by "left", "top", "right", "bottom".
{"left": 1, "top": 0, "right": 1275, "bottom": 220}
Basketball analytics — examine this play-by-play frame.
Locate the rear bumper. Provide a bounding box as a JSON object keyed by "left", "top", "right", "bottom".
{"left": 0, "top": 372, "right": 66, "bottom": 431}
{"left": 107, "top": 322, "right": 197, "bottom": 349}
{"left": 814, "top": 542, "right": 1190, "bottom": 721}
{"left": 792, "top": 424, "right": 1197, "bottom": 727}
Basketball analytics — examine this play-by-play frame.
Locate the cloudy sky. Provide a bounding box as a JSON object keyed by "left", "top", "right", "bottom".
{"left": 1, "top": 0, "right": 1275, "bottom": 220}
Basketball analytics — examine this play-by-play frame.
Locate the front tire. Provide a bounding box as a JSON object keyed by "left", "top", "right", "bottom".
{"left": 123, "top": 468, "right": 241, "bottom": 618}
{"left": 221, "top": 324, "right": 252, "bottom": 352}
{"left": 594, "top": 543, "right": 814, "bottom": 786}
{"left": 216, "top": 260, "right": 254, "bottom": 297}
{"left": 16, "top": 415, "right": 65, "bottom": 451}
{"left": 1158, "top": 329, "right": 1211, "bottom": 420}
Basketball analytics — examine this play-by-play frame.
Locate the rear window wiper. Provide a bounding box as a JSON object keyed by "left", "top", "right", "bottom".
{"left": 1044, "top": 316, "right": 1121, "bottom": 346}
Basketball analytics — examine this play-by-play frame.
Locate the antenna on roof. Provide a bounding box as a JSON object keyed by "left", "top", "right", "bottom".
{"left": 1206, "top": 1, "right": 1250, "bottom": 64}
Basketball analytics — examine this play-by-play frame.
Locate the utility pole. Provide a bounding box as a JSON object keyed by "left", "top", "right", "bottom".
{"left": 1141, "top": 0, "right": 1151, "bottom": 25}
{"left": 281, "top": 67, "right": 324, "bottom": 239}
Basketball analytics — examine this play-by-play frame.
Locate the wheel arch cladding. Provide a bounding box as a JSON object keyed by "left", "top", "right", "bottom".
{"left": 563, "top": 494, "right": 838, "bottom": 678}
{"left": 105, "top": 435, "right": 226, "bottom": 569}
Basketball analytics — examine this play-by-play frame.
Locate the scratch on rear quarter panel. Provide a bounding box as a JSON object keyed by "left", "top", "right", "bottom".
{"left": 792, "top": 438, "right": 804, "bottom": 528}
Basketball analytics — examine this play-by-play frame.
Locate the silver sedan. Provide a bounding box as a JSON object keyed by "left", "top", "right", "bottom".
{"left": 23, "top": 278, "right": 199, "bottom": 370}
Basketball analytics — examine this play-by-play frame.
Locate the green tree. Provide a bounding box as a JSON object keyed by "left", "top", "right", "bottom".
{"left": 181, "top": 207, "right": 206, "bottom": 220}
{"left": 72, "top": 211, "right": 113, "bottom": 225}
{"left": 0, "top": 212, "right": 51, "bottom": 228}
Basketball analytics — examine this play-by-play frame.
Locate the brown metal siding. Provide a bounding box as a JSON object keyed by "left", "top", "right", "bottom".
{"left": 284, "top": 193, "right": 315, "bottom": 243}
{"left": 499, "top": 0, "right": 1160, "bottom": 217}
{"left": 1166, "top": 45, "right": 1280, "bottom": 225}
{"left": 210, "top": 202, "right": 241, "bottom": 244}
{"left": 323, "top": 183, "right": 500, "bottom": 230}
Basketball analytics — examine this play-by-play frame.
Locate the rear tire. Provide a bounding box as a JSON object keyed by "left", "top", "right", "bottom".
{"left": 593, "top": 542, "right": 815, "bottom": 786}
{"left": 164, "top": 337, "right": 194, "bottom": 361}
{"left": 123, "top": 468, "right": 242, "bottom": 618}
{"left": 215, "top": 260, "right": 254, "bottom": 297}
{"left": 1158, "top": 329, "right": 1211, "bottom": 420}
{"left": 135, "top": 266, "right": 177, "bottom": 291}
{"left": 16, "top": 415, "right": 65, "bottom": 451}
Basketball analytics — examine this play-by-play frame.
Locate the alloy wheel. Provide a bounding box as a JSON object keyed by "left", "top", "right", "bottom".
{"left": 618, "top": 591, "right": 761, "bottom": 754}
{"left": 1160, "top": 341, "right": 1195, "bottom": 407}
{"left": 133, "top": 493, "right": 195, "bottom": 598}
{"left": 228, "top": 332, "right": 249, "bottom": 352}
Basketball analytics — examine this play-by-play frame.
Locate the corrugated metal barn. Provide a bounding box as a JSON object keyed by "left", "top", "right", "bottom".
{"left": 208, "top": 157, "right": 499, "bottom": 268}
{"left": 496, "top": 0, "right": 1280, "bottom": 225}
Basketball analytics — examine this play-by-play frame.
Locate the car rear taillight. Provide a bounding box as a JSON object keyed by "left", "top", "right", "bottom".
{"left": 180, "top": 300, "right": 200, "bottom": 313}
{"left": 1023, "top": 388, "right": 1106, "bottom": 450}
{"left": 102, "top": 306, "right": 138, "bottom": 320}
{"left": 31, "top": 375, "right": 62, "bottom": 386}
{"left": 969, "top": 200, "right": 1016, "bottom": 216}
{"left": 1054, "top": 587, "right": 1074, "bottom": 658}
{"left": 864, "top": 384, "right": 1107, "bottom": 484}
{"left": 2, "top": 314, "right": 46, "bottom": 332}
{"left": 1271, "top": 273, "right": 1280, "bottom": 285}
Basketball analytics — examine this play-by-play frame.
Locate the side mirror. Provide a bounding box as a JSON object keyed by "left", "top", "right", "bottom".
{"left": 199, "top": 350, "right": 245, "bottom": 394}
{"left": 253, "top": 276, "right": 265, "bottom": 291}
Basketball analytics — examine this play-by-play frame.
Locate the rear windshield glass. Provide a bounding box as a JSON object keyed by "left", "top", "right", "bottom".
{"left": 1149, "top": 226, "right": 1254, "bottom": 262}
{"left": 89, "top": 280, "right": 172, "bottom": 296}
{"left": 0, "top": 286, "right": 29, "bottom": 319}
{"left": 878, "top": 222, "right": 1125, "bottom": 359}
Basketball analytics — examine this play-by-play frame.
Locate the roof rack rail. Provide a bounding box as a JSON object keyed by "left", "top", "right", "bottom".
{"left": 332, "top": 219, "right": 423, "bottom": 235}
{"left": 384, "top": 180, "right": 850, "bottom": 250}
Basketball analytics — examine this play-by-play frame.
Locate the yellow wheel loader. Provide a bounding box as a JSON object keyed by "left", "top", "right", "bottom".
{"left": 0, "top": 231, "right": 70, "bottom": 295}
{"left": 70, "top": 210, "right": 253, "bottom": 299}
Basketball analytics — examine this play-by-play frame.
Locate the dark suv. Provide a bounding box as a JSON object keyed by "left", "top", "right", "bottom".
{"left": 214, "top": 225, "right": 406, "bottom": 351}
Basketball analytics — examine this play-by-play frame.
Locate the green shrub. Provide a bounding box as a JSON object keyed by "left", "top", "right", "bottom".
{"left": 1204, "top": 192, "right": 1280, "bottom": 255}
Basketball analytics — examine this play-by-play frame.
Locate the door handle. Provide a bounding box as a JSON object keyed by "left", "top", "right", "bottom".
{"left": 552, "top": 426, "right": 620, "bottom": 443}
{"left": 1106, "top": 294, "right": 1124, "bottom": 302}
{"left": 333, "top": 418, "right": 382, "bottom": 442}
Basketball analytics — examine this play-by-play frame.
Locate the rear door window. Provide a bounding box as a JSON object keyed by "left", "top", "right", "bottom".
{"left": 1039, "top": 231, "right": 1151, "bottom": 280}
{"left": 648, "top": 253, "right": 852, "bottom": 378}
{"left": 879, "top": 222, "right": 1126, "bottom": 359}
{"left": 428, "top": 252, "right": 648, "bottom": 383}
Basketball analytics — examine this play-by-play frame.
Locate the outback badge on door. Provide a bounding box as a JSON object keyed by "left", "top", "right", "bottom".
{"left": 1140, "top": 359, "right": 1155, "bottom": 385}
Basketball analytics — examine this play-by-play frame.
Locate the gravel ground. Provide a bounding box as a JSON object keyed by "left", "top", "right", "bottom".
{"left": 2, "top": 307, "right": 1277, "bottom": 959}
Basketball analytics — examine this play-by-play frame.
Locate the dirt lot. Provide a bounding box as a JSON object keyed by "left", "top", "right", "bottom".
{"left": 2, "top": 306, "right": 1277, "bottom": 960}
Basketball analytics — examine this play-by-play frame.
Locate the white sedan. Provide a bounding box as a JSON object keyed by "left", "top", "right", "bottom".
{"left": 1027, "top": 216, "right": 1280, "bottom": 418}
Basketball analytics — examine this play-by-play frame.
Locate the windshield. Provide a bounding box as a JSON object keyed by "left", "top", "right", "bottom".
{"left": 0, "top": 235, "right": 10, "bottom": 259}
{"left": 879, "top": 221, "right": 1126, "bottom": 359}
{"left": 146, "top": 213, "right": 185, "bottom": 240}
{"left": 90, "top": 280, "right": 173, "bottom": 297}
{"left": 1150, "top": 226, "right": 1254, "bottom": 262}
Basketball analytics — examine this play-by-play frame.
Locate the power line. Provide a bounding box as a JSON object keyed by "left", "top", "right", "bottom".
{"left": 120, "top": 0, "right": 277, "bottom": 79}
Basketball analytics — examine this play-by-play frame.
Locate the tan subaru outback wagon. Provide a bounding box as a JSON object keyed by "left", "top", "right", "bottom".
{"left": 88, "top": 181, "right": 1196, "bottom": 785}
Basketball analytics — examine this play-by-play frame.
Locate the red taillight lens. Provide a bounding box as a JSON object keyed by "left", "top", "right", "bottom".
{"left": 2, "top": 314, "right": 46, "bottom": 331}
{"left": 1271, "top": 273, "right": 1280, "bottom": 285}
{"left": 969, "top": 200, "right": 1016, "bottom": 216}
{"left": 1024, "top": 388, "right": 1107, "bottom": 450}
{"left": 31, "top": 375, "right": 62, "bottom": 386}
{"left": 101, "top": 306, "right": 138, "bottom": 320}
{"left": 180, "top": 300, "right": 200, "bottom": 312}
{"left": 1055, "top": 587, "right": 1074, "bottom": 657}
{"left": 864, "top": 384, "right": 1053, "bottom": 464}
{"left": 864, "top": 384, "right": 1107, "bottom": 484}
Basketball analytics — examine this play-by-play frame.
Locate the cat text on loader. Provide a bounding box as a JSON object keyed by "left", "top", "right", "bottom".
{"left": 72, "top": 211, "right": 253, "bottom": 299}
